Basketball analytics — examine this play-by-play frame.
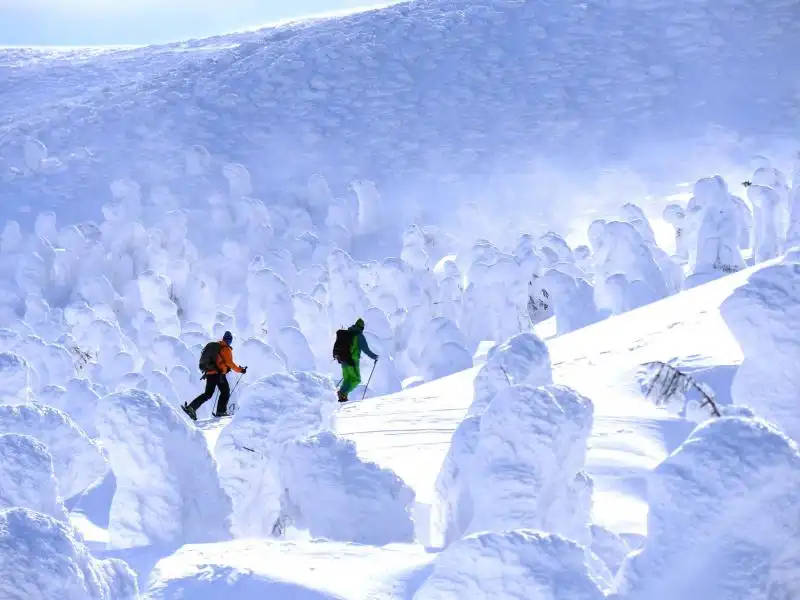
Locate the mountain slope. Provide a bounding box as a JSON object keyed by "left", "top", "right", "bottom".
{"left": 2, "top": 0, "right": 798, "bottom": 230}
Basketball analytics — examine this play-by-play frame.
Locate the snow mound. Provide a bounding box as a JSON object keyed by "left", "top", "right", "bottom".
{"left": 95, "top": 389, "right": 232, "bottom": 549}
{"left": 719, "top": 261, "right": 800, "bottom": 441}
{"left": 0, "top": 403, "right": 107, "bottom": 499}
{"left": 279, "top": 430, "right": 415, "bottom": 545}
{"left": 0, "top": 433, "right": 68, "bottom": 521}
{"left": 617, "top": 417, "right": 800, "bottom": 599}
{"left": 0, "top": 508, "right": 138, "bottom": 600}
{"left": 470, "top": 332, "right": 552, "bottom": 416}
{"left": 414, "top": 530, "right": 603, "bottom": 600}
{"left": 215, "top": 371, "right": 336, "bottom": 538}
{"left": 468, "top": 384, "right": 594, "bottom": 544}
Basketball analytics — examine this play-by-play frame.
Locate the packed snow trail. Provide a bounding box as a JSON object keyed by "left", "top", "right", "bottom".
{"left": 334, "top": 263, "right": 762, "bottom": 539}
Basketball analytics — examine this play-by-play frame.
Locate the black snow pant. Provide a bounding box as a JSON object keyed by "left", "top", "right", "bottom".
{"left": 189, "top": 373, "right": 230, "bottom": 414}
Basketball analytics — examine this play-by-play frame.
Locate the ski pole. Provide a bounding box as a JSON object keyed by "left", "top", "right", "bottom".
{"left": 229, "top": 371, "right": 246, "bottom": 413}
{"left": 231, "top": 372, "right": 245, "bottom": 397}
{"left": 361, "top": 360, "right": 377, "bottom": 400}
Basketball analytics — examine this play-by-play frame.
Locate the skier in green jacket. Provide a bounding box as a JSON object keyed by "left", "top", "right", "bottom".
{"left": 336, "top": 318, "right": 378, "bottom": 403}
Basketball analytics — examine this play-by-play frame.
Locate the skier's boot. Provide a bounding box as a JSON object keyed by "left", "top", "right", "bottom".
{"left": 337, "top": 390, "right": 348, "bottom": 403}
{"left": 181, "top": 403, "right": 197, "bottom": 421}
{"left": 212, "top": 410, "right": 231, "bottom": 418}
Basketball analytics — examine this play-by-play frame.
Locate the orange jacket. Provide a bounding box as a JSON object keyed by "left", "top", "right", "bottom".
{"left": 207, "top": 341, "right": 244, "bottom": 375}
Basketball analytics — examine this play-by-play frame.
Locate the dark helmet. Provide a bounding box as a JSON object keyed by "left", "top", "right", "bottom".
{"left": 222, "top": 331, "right": 233, "bottom": 345}
{"left": 354, "top": 318, "right": 365, "bottom": 331}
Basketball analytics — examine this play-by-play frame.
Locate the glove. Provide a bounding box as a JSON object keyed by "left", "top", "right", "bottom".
{"left": 241, "top": 366, "right": 248, "bottom": 374}
{"left": 374, "top": 355, "right": 380, "bottom": 362}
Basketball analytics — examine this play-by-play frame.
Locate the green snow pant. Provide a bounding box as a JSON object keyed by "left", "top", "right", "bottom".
{"left": 339, "top": 356, "right": 361, "bottom": 396}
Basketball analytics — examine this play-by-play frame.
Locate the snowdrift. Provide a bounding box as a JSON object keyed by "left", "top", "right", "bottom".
{"left": 414, "top": 530, "right": 604, "bottom": 600}
{"left": 279, "top": 430, "right": 415, "bottom": 545}
{"left": 0, "top": 508, "right": 138, "bottom": 600}
{"left": 617, "top": 417, "right": 800, "bottom": 599}
{"left": 96, "top": 389, "right": 232, "bottom": 549}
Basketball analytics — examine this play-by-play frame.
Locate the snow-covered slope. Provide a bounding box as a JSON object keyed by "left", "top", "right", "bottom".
{"left": 336, "top": 260, "right": 762, "bottom": 541}
{"left": 2, "top": 0, "right": 799, "bottom": 236}
{"left": 149, "top": 261, "right": 770, "bottom": 598}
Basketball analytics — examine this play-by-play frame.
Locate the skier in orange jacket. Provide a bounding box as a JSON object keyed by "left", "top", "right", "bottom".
{"left": 182, "top": 331, "right": 246, "bottom": 420}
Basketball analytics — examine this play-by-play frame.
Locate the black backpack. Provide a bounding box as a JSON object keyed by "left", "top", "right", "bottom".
{"left": 332, "top": 329, "right": 356, "bottom": 365}
{"left": 199, "top": 341, "right": 222, "bottom": 373}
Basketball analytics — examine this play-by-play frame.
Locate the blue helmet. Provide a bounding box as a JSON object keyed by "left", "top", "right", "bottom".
{"left": 222, "top": 331, "right": 233, "bottom": 345}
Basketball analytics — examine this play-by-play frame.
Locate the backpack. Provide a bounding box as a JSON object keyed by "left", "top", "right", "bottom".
{"left": 199, "top": 341, "right": 222, "bottom": 373}
{"left": 332, "top": 329, "right": 356, "bottom": 365}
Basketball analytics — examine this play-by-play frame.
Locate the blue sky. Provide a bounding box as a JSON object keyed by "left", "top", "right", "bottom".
{"left": 0, "top": 0, "right": 384, "bottom": 46}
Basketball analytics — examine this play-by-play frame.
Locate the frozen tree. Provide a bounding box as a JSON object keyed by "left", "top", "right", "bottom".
{"left": 222, "top": 162, "right": 253, "bottom": 198}
{"left": 401, "top": 225, "right": 430, "bottom": 271}
{"left": 215, "top": 371, "right": 336, "bottom": 537}
{"left": 246, "top": 267, "right": 296, "bottom": 335}
{"left": 418, "top": 317, "right": 473, "bottom": 382}
{"left": 0, "top": 353, "right": 33, "bottom": 404}
{"left": 433, "top": 415, "right": 481, "bottom": 548}
{"left": 0, "top": 403, "right": 108, "bottom": 499}
{"left": 0, "top": 433, "right": 68, "bottom": 520}
{"left": 351, "top": 179, "right": 382, "bottom": 236}
{"left": 470, "top": 332, "right": 552, "bottom": 417}
{"left": 96, "top": 389, "right": 232, "bottom": 549}
{"left": 327, "top": 249, "right": 369, "bottom": 327}
{"left": 540, "top": 269, "right": 601, "bottom": 335}
{"left": 685, "top": 176, "right": 746, "bottom": 287}
{"left": 307, "top": 173, "right": 335, "bottom": 215}
{"left": 274, "top": 326, "right": 316, "bottom": 372}
{"left": 434, "top": 334, "right": 553, "bottom": 547}
{"left": 617, "top": 417, "right": 800, "bottom": 599}
{"left": 720, "top": 261, "right": 800, "bottom": 441}
{"left": 620, "top": 203, "right": 657, "bottom": 245}
{"left": 236, "top": 338, "right": 287, "bottom": 380}
{"left": 590, "top": 219, "right": 668, "bottom": 314}
{"left": 538, "top": 231, "right": 574, "bottom": 265}
{"left": 748, "top": 183, "right": 785, "bottom": 263}
{"left": 466, "top": 385, "right": 594, "bottom": 545}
